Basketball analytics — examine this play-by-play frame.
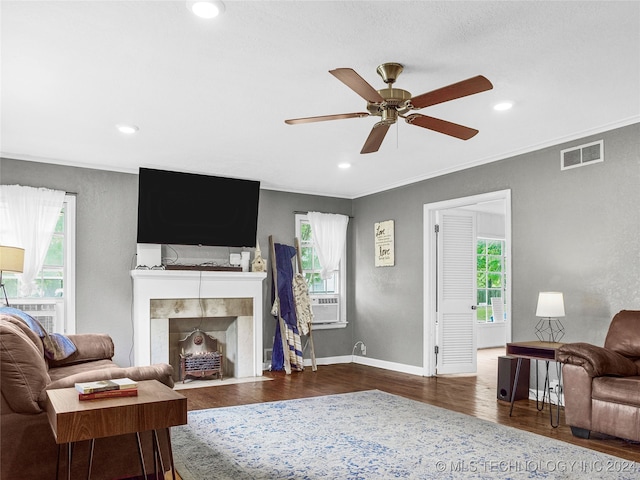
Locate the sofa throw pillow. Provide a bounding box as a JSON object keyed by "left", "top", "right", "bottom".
{"left": 0, "top": 306, "right": 46, "bottom": 336}
{"left": 43, "top": 332, "right": 77, "bottom": 361}
{"left": 0, "top": 306, "right": 77, "bottom": 361}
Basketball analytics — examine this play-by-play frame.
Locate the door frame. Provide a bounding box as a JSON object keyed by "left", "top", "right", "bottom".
{"left": 423, "top": 189, "right": 512, "bottom": 376}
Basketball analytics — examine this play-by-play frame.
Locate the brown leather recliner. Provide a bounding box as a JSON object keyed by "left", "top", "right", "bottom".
{"left": 557, "top": 310, "right": 640, "bottom": 442}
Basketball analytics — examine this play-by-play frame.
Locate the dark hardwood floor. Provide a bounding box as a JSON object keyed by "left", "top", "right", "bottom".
{"left": 177, "top": 349, "right": 640, "bottom": 464}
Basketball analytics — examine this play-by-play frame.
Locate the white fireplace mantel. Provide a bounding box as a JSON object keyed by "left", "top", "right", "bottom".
{"left": 131, "top": 270, "right": 266, "bottom": 376}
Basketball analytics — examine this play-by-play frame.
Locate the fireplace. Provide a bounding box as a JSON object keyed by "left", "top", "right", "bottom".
{"left": 131, "top": 270, "right": 267, "bottom": 378}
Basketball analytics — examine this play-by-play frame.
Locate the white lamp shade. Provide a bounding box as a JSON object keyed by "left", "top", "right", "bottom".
{"left": 0, "top": 246, "right": 25, "bottom": 273}
{"left": 535, "top": 292, "right": 565, "bottom": 318}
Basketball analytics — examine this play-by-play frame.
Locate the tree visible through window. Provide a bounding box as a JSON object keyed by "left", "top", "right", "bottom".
{"left": 476, "top": 238, "right": 505, "bottom": 322}
{"left": 295, "top": 213, "right": 347, "bottom": 328}
{"left": 297, "top": 216, "right": 338, "bottom": 295}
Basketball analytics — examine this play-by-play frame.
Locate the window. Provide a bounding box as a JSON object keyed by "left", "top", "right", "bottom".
{"left": 476, "top": 238, "right": 505, "bottom": 323}
{"left": 2, "top": 195, "right": 76, "bottom": 334}
{"left": 295, "top": 214, "right": 347, "bottom": 328}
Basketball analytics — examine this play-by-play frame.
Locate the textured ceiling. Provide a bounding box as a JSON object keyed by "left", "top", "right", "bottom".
{"left": 2, "top": 1, "right": 639, "bottom": 198}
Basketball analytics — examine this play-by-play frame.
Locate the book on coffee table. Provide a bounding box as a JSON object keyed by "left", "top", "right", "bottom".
{"left": 78, "top": 388, "right": 139, "bottom": 401}
{"left": 109, "top": 378, "right": 138, "bottom": 390}
{"left": 75, "top": 377, "right": 138, "bottom": 394}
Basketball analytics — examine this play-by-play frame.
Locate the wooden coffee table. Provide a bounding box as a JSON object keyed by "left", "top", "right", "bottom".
{"left": 46, "top": 379, "right": 187, "bottom": 480}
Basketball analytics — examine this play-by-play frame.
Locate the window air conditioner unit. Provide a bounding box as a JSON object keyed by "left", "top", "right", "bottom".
{"left": 311, "top": 294, "right": 340, "bottom": 324}
{"left": 11, "top": 299, "right": 62, "bottom": 334}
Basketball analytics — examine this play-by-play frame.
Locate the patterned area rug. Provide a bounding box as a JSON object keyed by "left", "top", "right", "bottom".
{"left": 172, "top": 390, "right": 639, "bottom": 479}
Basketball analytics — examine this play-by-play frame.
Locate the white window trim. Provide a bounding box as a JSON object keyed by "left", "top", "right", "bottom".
{"left": 64, "top": 194, "right": 76, "bottom": 334}
{"left": 295, "top": 213, "right": 347, "bottom": 330}
{"left": 0, "top": 193, "right": 76, "bottom": 334}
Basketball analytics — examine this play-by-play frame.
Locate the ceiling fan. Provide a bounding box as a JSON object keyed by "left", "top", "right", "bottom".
{"left": 284, "top": 63, "right": 493, "bottom": 154}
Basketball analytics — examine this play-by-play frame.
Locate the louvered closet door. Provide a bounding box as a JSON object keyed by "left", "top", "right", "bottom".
{"left": 436, "top": 209, "right": 477, "bottom": 374}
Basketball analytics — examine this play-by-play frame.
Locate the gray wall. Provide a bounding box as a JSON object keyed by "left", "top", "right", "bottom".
{"left": 256, "top": 190, "right": 353, "bottom": 360}
{"left": 2, "top": 122, "right": 638, "bottom": 371}
{"left": 352, "top": 123, "right": 640, "bottom": 368}
{"left": 0, "top": 159, "right": 353, "bottom": 366}
{"left": 1, "top": 160, "right": 139, "bottom": 364}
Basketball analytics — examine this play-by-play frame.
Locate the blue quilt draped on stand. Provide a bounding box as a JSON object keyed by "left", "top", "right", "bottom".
{"left": 271, "top": 243, "right": 304, "bottom": 371}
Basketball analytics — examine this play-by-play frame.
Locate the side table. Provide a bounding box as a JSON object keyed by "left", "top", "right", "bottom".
{"left": 506, "top": 341, "right": 564, "bottom": 427}
{"left": 46, "top": 379, "right": 187, "bottom": 480}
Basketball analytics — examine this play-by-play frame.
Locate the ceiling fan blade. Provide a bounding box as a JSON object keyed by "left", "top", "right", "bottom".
{"left": 285, "top": 112, "right": 369, "bottom": 125}
{"left": 361, "top": 122, "right": 391, "bottom": 154}
{"left": 405, "top": 114, "right": 479, "bottom": 140}
{"left": 409, "top": 75, "right": 493, "bottom": 110}
{"left": 329, "top": 68, "right": 385, "bottom": 104}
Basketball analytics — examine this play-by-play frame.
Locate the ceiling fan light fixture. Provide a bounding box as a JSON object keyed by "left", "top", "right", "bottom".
{"left": 187, "top": 0, "right": 225, "bottom": 19}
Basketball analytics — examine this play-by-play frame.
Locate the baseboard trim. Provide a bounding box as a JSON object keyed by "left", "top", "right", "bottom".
{"left": 303, "top": 355, "right": 352, "bottom": 366}
{"left": 352, "top": 355, "right": 424, "bottom": 376}
{"left": 529, "top": 388, "right": 564, "bottom": 406}
{"left": 268, "top": 356, "right": 424, "bottom": 376}
{"left": 264, "top": 356, "right": 354, "bottom": 371}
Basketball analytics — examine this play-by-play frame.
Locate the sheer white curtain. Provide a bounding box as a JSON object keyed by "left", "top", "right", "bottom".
{"left": 307, "top": 211, "right": 349, "bottom": 280}
{"left": 0, "top": 185, "right": 65, "bottom": 296}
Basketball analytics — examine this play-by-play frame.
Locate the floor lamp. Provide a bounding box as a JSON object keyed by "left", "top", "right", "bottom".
{"left": 0, "top": 246, "right": 25, "bottom": 306}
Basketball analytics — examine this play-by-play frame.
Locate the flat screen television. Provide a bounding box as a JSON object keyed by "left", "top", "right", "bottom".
{"left": 137, "top": 168, "right": 260, "bottom": 248}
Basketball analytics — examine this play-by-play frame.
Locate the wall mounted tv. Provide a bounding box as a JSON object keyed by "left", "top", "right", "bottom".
{"left": 137, "top": 168, "right": 260, "bottom": 248}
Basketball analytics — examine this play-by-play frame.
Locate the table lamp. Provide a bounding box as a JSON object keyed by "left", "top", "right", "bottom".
{"left": 535, "top": 291, "right": 565, "bottom": 343}
{"left": 0, "top": 245, "right": 25, "bottom": 306}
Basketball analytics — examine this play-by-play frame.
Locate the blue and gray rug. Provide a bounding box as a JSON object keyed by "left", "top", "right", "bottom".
{"left": 172, "top": 390, "right": 639, "bottom": 479}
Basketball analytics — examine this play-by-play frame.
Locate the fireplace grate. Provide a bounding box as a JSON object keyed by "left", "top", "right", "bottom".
{"left": 180, "top": 352, "right": 223, "bottom": 382}
{"left": 178, "top": 329, "right": 223, "bottom": 382}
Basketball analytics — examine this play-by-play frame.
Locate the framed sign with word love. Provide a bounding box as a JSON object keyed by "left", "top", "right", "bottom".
{"left": 374, "top": 220, "right": 395, "bottom": 267}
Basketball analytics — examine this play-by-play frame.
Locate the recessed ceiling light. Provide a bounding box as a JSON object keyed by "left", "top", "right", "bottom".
{"left": 116, "top": 124, "right": 139, "bottom": 135}
{"left": 187, "top": 0, "right": 225, "bottom": 19}
{"left": 338, "top": 163, "right": 351, "bottom": 169}
{"left": 494, "top": 102, "right": 513, "bottom": 111}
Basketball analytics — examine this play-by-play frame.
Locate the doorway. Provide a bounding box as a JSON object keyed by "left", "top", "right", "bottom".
{"left": 422, "top": 189, "right": 512, "bottom": 377}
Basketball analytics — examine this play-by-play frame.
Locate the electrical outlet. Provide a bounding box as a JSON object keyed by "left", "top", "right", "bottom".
{"left": 362, "top": 344, "right": 366, "bottom": 355}
{"left": 549, "top": 380, "right": 561, "bottom": 392}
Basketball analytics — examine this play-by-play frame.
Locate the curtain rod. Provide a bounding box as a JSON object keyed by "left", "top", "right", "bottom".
{"left": 1, "top": 185, "right": 77, "bottom": 196}
{"left": 294, "top": 210, "right": 354, "bottom": 218}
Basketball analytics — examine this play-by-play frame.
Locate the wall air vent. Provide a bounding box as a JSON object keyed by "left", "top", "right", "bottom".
{"left": 561, "top": 140, "right": 603, "bottom": 170}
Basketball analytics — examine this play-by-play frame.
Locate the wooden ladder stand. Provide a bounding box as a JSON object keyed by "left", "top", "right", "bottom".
{"left": 269, "top": 235, "right": 317, "bottom": 374}
{"left": 295, "top": 237, "right": 317, "bottom": 372}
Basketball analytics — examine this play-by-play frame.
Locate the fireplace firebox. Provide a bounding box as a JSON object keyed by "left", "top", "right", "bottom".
{"left": 179, "top": 329, "right": 223, "bottom": 382}
{"left": 131, "top": 270, "right": 266, "bottom": 378}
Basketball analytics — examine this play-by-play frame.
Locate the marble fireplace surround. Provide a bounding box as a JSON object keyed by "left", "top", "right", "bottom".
{"left": 131, "top": 270, "right": 267, "bottom": 378}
